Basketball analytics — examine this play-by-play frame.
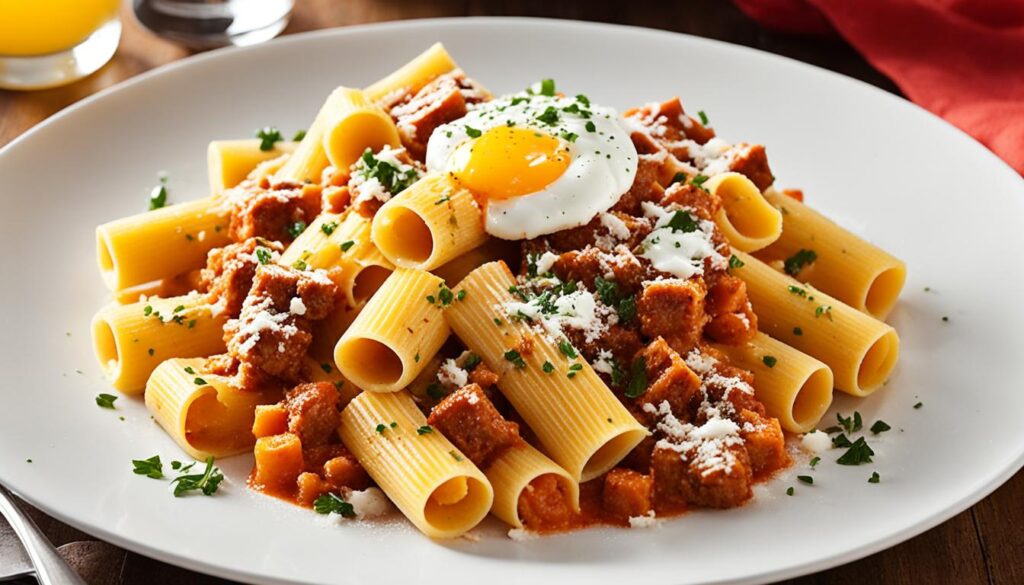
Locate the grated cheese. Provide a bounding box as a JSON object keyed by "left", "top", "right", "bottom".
{"left": 438, "top": 358, "right": 469, "bottom": 388}
{"left": 800, "top": 430, "right": 831, "bottom": 453}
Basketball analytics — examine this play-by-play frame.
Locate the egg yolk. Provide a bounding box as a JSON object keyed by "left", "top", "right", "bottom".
{"left": 448, "top": 126, "right": 571, "bottom": 200}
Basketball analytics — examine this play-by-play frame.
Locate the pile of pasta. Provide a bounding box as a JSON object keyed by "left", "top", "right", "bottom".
{"left": 92, "top": 44, "right": 904, "bottom": 539}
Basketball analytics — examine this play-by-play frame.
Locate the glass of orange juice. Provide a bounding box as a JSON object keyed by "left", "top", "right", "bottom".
{"left": 0, "top": 0, "right": 121, "bottom": 90}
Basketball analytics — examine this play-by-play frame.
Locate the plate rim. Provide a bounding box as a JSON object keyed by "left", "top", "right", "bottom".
{"left": 1, "top": 16, "right": 1023, "bottom": 585}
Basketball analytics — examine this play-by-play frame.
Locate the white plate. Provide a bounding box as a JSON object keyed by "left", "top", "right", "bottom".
{"left": 1, "top": 17, "right": 1022, "bottom": 585}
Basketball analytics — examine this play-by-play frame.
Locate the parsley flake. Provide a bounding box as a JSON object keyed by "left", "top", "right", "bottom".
{"left": 504, "top": 349, "right": 527, "bottom": 369}
{"left": 625, "top": 356, "right": 648, "bottom": 398}
{"left": 417, "top": 425, "right": 433, "bottom": 435}
{"left": 313, "top": 492, "right": 356, "bottom": 517}
{"left": 170, "top": 456, "right": 224, "bottom": 496}
{"left": 95, "top": 393, "right": 118, "bottom": 409}
{"left": 256, "top": 126, "right": 283, "bottom": 151}
{"left": 783, "top": 249, "right": 818, "bottom": 276}
{"left": 132, "top": 455, "right": 164, "bottom": 479}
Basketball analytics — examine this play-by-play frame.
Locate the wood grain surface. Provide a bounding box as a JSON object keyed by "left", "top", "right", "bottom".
{"left": 1, "top": 1, "right": 1020, "bottom": 584}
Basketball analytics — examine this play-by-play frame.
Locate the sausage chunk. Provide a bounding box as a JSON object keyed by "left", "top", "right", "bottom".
{"left": 651, "top": 441, "right": 753, "bottom": 509}
{"left": 427, "top": 383, "right": 522, "bottom": 468}
{"left": 602, "top": 468, "right": 654, "bottom": 520}
{"left": 224, "top": 265, "right": 338, "bottom": 382}
{"left": 200, "top": 238, "right": 283, "bottom": 318}
{"left": 386, "top": 71, "right": 490, "bottom": 160}
{"left": 228, "top": 182, "right": 323, "bottom": 244}
{"left": 637, "top": 278, "right": 707, "bottom": 355}
{"left": 633, "top": 338, "right": 702, "bottom": 424}
{"left": 285, "top": 382, "right": 341, "bottom": 448}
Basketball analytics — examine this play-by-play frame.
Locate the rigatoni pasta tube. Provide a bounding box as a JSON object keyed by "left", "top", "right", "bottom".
{"left": 207, "top": 139, "right": 297, "bottom": 196}
{"left": 712, "top": 332, "right": 833, "bottom": 433}
{"left": 97, "top": 197, "right": 230, "bottom": 291}
{"left": 445, "top": 262, "right": 648, "bottom": 482}
{"left": 145, "top": 358, "right": 280, "bottom": 460}
{"left": 91, "top": 293, "right": 226, "bottom": 394}
{"left": 364, "top": 42, "right": 458, "bottom": 102}
{"left": 339, "top": 390, "right": 493, "bottom": 539}
{"left": 372, "top": 174, "right": 488, "bottom": 270}
{"left": 731, "top": 250, "right": 899, "bottom": 397}
{"left": 705, "top": 172, "right": 782, "bottom": 252}
{"left": 321, "top": 88, "right": 400, "bottom": 170}
{"left": 280, "top": 210, "right": 393, "bottom": 307}
{"left": 761, "top": 189, "right": 907, "bottom": 319}
{"left": 334, "top": 268, "right": 450, "bottom": 392}
{"left": 486, "top": 443, "right": 579, "bottom": 529}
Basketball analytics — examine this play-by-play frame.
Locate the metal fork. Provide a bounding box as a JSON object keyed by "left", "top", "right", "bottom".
{"left": 0, "top": 484, "right": 85, "bottom": 585}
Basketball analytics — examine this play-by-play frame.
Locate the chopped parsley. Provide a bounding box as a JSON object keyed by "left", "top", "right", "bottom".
{"left": 462, "top": 353, "right": 482, "bottom": 370}
{"left": 320, "top": 363, "right": 333, "bottom": 374}
{"left": 625, "top": 356, "right": 648, "bottom": 398}
{"left": 914, "top": 401, "right": 923, "bottom": 409}
{"left": 815, "top": 305, "right": 833, "bottom": 320}
{"left": 149, "top": 184, "right": 168, "bottom": 211}
{"left": 868, "top": 471, "right": 881, "bottom": 484}
{"left": 762, "top": 355, "right": 777, "bottom": 368}
{"left": 809, "top": 456, "right": 821, "bottom": 468}
{"left": 836, "top": 437, "right": 874, "bottom": 466}
{"left": 593, "top": 277, "right": 637, "bottom": 323}
{"left": 666, "top": 210, "right": 699, "bottom": 233}
{"left": 690, "top": 174, "right": 709, "bottom": 190}
{"left": 536, "top": 106, "right": 560, "bottom": 126}
{"left": 417, "top": 425, "right": 434, "bottom": 435}
{"left": 567, "top": 363, "right": 584, "bottom": 379}
{"left": 837, "top": 411, "right": 863, "bottom": 434}
{"left": 184, "top": 366, "right": 196, "bottom": 375}
{"left": 783, "top": 249, "right": 818, "bottom": 276}
{"left": 170, "top": 456, "right": 224, "bottom": 497}
{"left": 870, "top": 420, "right": 891, "bottom": 434}
{"left": 194, "top": 377, "right": 207, "bottom": 386}
{"left": 787, "top": 285, "right": 807, "bottom": 297}
{"left": 449, "top": 450, "right": 464, "bottom": 462}
{"left": 504, "top": 349, "right": 526, "bottom": 369}
{"left": 832, "top": 433, "right": 853, "bottom": 448}
{"left": 256, "top": 126, "right": 284, "bottom": 151}
{"left": 321, "top": 221, "right": 339, "bottom": 236}
{"left": 797, "top": 475, "right": 813, "bottom": 485}
{"left": 793, "top": 326, "right": 803, "bottom": 336}
{"left": 465, "top": 125, "right": 482, "bottom": 138}
{"left": 354, "top": 148, "right": 419, "bottom": 195}
{"left": 340, "top": 240, "right": 355, "bottom": 252}
{"left": 542, "top": 360, "right": 555, "bottom": 373}
{"left": 132, "top": 455, "right": 164, "bottom": 479}
{"left": 670, "top": 172, "right": 687, "bottom": 186}
{"left": 313, "top": 492, "right": 356, "bottom": 517}
{"left": 729, "top": 254, "right": 745, "bottom": 269}
{"left": 255, "top": 247, "right": 272, "bottom": 265}
{"left": 558, "top": 340, "right": 577, "bottom": 359}
{"left": 786, "top": 487, "right": 795, "bottom": 496}
{"left": 287, "top": 220, "right": 307, "bottom": 239}
{"left": 292, "top": 129, "right": 307, "bottom": 141}
{"left": 425, "top": 383, "right": 446, "bottom": 400}
{"left": 537, "top": 78, "right": 556, "bottom": 97}
{"left": 697, "top": 110, "right": 709, "bottom": 125}
{"left": 95, "top": 393, "right": 118, "bottom": 409}
{"left": 585, "top": 120, "right": 596, "bottom": 133}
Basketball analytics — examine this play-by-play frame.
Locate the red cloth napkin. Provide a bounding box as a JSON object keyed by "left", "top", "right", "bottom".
{"left": 733, "top": 0, "right": 1024, "bottom": 174}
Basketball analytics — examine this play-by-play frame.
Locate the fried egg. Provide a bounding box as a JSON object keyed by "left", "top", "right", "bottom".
{"left": 425, "top": 90, "right": 638, "bottom": 240}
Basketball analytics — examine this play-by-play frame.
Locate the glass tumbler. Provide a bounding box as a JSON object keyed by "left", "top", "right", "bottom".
{"left": 132, "top": 0, "right": 294, "bottom": 49}
{"left": 0, "top": 0, "right": 122, "bottom": 90}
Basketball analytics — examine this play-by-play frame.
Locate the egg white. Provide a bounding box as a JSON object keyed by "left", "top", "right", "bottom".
{"left": 425, "top": 93, "right": 638, "bottom": 240}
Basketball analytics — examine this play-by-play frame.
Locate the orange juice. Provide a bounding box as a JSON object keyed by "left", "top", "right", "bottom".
{"left": 0, "top": 0, "right": 120, "bottom": 56}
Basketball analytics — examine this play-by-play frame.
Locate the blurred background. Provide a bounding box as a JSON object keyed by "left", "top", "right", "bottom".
{"left": 0, "top": 1, "right": 1021, "bottom": 584}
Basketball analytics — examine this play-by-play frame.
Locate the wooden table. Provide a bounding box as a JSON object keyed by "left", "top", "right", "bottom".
{"left": 2, "top": 1, "right": 1020, "bottom": 584}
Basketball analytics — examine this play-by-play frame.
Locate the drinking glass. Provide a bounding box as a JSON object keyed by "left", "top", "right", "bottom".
{"left": 0, "top": 0, "right": 122, "bottom": 90}
{"left": 132, "top": 0, "right": 294, "bottom": 49}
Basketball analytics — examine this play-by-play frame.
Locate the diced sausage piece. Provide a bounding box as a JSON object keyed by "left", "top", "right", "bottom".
{"left": 729, "top": 143, "right": 774, "bottom": 192}
{"left": 602, "top": 468, "right": 654, "bottom": 520}
{"left": 660, "top": 182, "right": 721, "bottom": 222}
{"left": 427, "top": 383, "right": 522, "bottom": 468}
{"left": 517, "top": 472, "right": 577, "bottom": 530}
{"left": 467, "top": 362, "right": 500, "bottom": 389}
{"left": 704, "top": 275, "right": 759, "bottom": 345}
{"left": 634, "top": 338, "right": 703, "bottom": 424}
{"left": 302, "top": 443, "right": 348, "bottom": 472}
{"left": 738, "top": 409, "right": 788, "bottom": 475}
{"left": 200, "top": 238, "right": 283, "bottom": 318}
{"left": 228, "top": 182, "right": 323, "bottom": 244}
{"left": 551, "top": 246, "right": 648, "bottom": 293}
{"left": 285, "top": 382, "right": 341, "bottom": 448}
{"left": 624, "top": 98, "right": 716, "bottom": 148}
{"left": 638, "top": 278, "right": 707, "bottom": 356}
{"left": 651, "top": 441, "right": 753, "bottom": 509}
{"left": 323, "top": 454, "right": 371, "bottom": 492}
{"left": 296, "top": 472, "right": 332, "bottom": 507}
{"left": 610, "top": 154, "right": 667, "bottom": 216}
{"left": 387, "top": 71, "right": 489, "bottom": 160}
{"left": 224, "top": 265, "right": 338, "bottom": 382}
